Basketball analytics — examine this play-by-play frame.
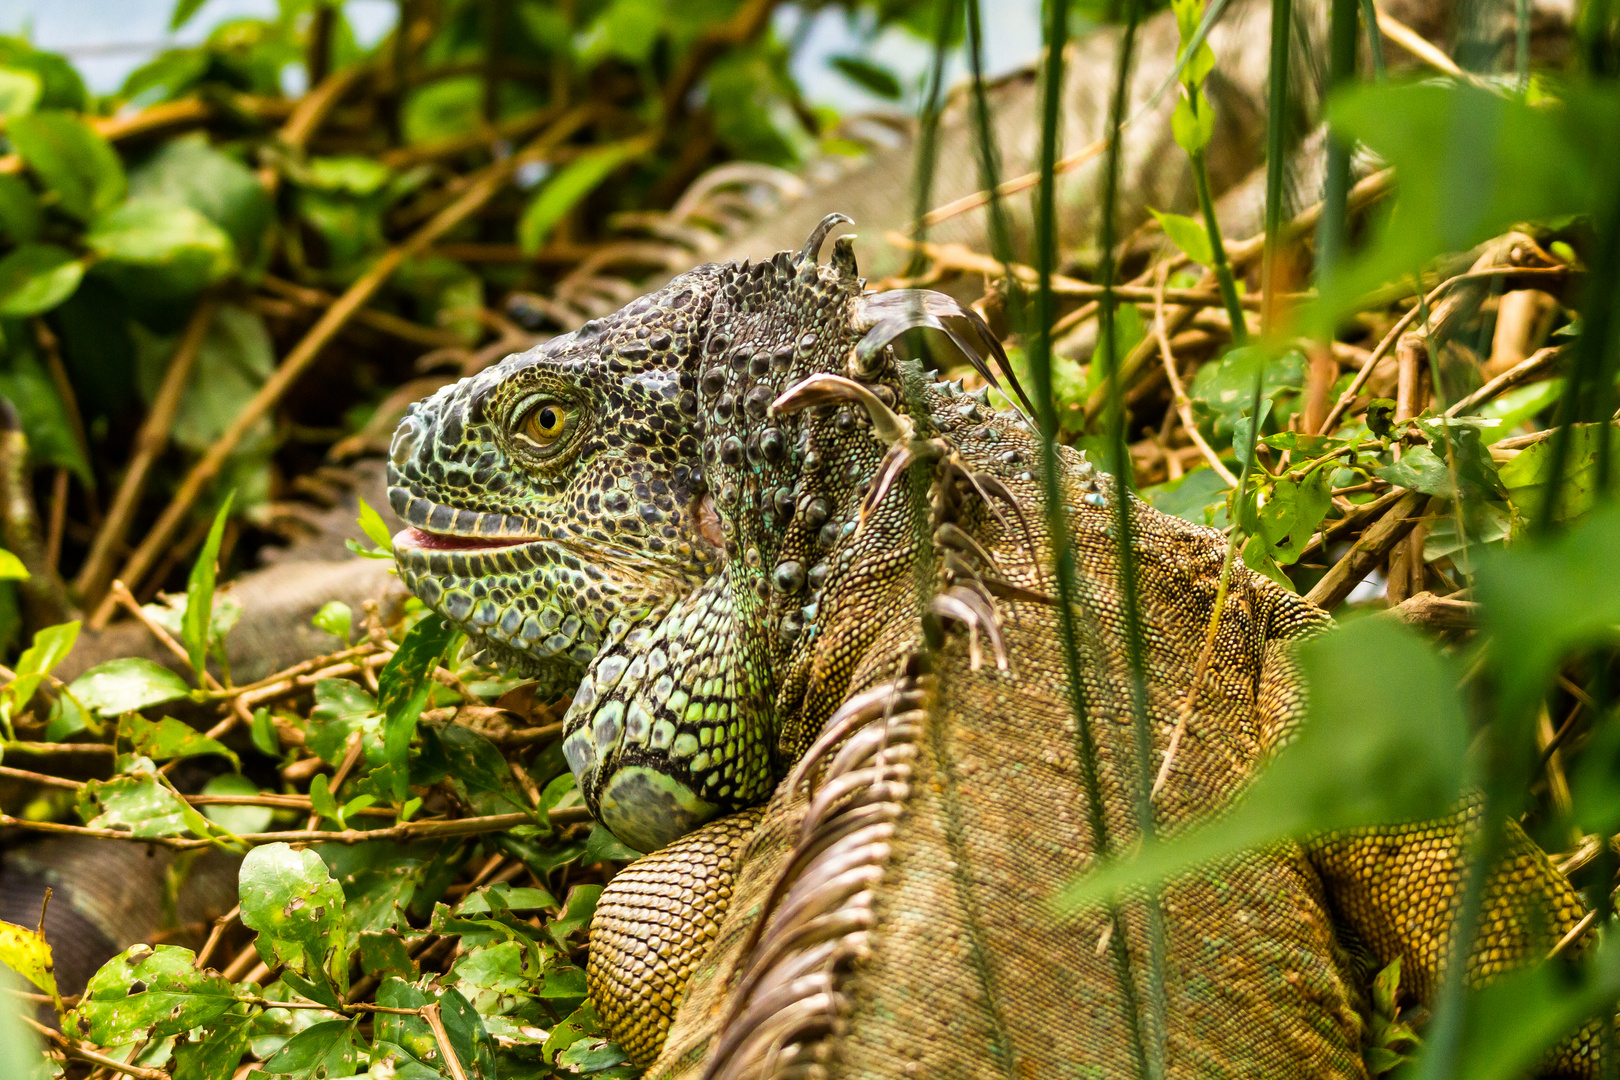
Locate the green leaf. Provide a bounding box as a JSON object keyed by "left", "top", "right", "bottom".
{"left": 1474, "top": 499, "right": 1620, "bottom": 727}
{"left": 0, "top": 67, "right": 41, "bottom": 119}
{"left": 375, "top": 978, "right": 439, "bottom": 1065}
{"left": 0, "top": 350, "right": 91, "bottom": 484}
{"left": 400, "top": 77, "right": 484, "bottom": 146}
{"left": 1150, "top": 208, "right": 1213, "bottom": 267}
{"left": 307, "top": 677, "right": 381, "bottom": 767}
{"left": 357, "top": 495, "right": 395, "bottom": 552}
{"left": 0, "top": 548, "right": 27, "bottom": 580}
{"left": 1056, "top": 617, "right": 1467, "bottom": 910}
{"left": 238, "top": 843, "right": 350, "bottom": 1002}
{"left": 545, "top": 1001, "right": 609, "bottom": 1066}
{"left": 251, "top": 706, "right": 282, "bottom": 759}
{"left": 1498, "top": 422, "right": 1620, "bottom": 529}
{"left": 584, "top": 822, "right": 643, "bottom": 863}
{"left": 3, "top": 619, "right": 80, "bottom": 733}
{"left": 0, "top": 173, "right": 42, "bottom": 241}
{"left": 1140, "top": 467, "right": 1231, "bottom": 526}
{"left": 358, "top": 931, "right": 414, "bottom": 980}
{"left": 67, "top": 657, "right": 190, "bottom": 717}
{"left": 0, "top": 242, "right": 82, "bottom": 316}
{"left": 136, "top": 303, "right": 275, "bottom": 458}
{"left": 548, "top": 885, "right": 602, "bottom": 949}
{"left": 0, "top": 40, "right": 87, "bottom": 112}
{"left": 7, "top": 110, "right": 125, "bottom": 221}
{"left": 377, "top": 616, "right": 458, "bottom": 803}
{"left": 1310, "top": 83, "right": 1620, "bottom": 335}
{"left": 312, "top": 600, "right": 352, "bottom": 644}
{"left": 436, "top": 986, "right": 499, "bottom": 1079}
{"left": 439, "top": 721, "right": 530, "bottom": 817}
{"left": 1256, "top": 468, "right": 1332, "bottom": 565}
{"left": 0, "top": 918, "right": 58, "bottom": 1002}
{"left": 0, "top": 968, "right": 44, "bottom": 1080}
{"left": 86, "top": 201, "right": 237, "bottom": 299}
{"left": 127, "top": 134, "right": 273, "bottom": 272}
{"left": 828, "top": 55, "right": 903, "bottom": 100}
{"left": 518, "top": 142, "right": 642, "bottom": 254}
{"left": 578, "top": 0, "right": 665, "bottom": 64}
{"left": 261, "top": 1018, "right": 363, "bottom": 1075}
{"left": 120, "top": 714, "right": 238, "bottom": 769}
{"left": 309, "top": 772, "right": 344, "bottom": 826}
{"left": 559, "top": 1036, "right": 631, "bottom": 1072}
{"left": 183, "top": 493, "right": 234, "bottom": 682}
{"left": 199, "top": 773, "right": 272, "bottom": 834}
{"left": 172, "top": 1014, "right": 252, "bottom": 1080}
{"left": 457, "top": 883, "right": 558, "bottom": 915}
{"left": 70, "top": 944, "right": 238, "bottom": 1043}
{"left": 169, "top": 0, "right": 209, "bottom": 31}
{"left": 1171, "top": 89, "right": 1214, "bottom": 155}
{"left": 78, "top": 767, "right": 203, "bottom": 839}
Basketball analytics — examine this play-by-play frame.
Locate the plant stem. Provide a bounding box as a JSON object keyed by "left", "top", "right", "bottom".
{"left": 1190, "top": 150, "right": 1248, "bottom": 343}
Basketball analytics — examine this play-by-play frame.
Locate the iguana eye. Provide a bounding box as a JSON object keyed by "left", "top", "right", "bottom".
{"left": 520, "top": 402, "right": 570, "bottom": 447}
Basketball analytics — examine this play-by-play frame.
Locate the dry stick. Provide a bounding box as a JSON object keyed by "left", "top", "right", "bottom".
{"left": 0, "top": 807, "right": 592, "bottom": 851}
{"left": 76, "top": 297, "right": 219, "bottom": 607}
{"left": 919, "top": 137, "right": 1109, "bottom": 230}
{"left": 44, "top": 468, "right": 67, "bottom": 574}
{"left": 1305, "top": 489, "right": 1430, "bottom": 608}
{"left": 422, "top": 1001, "right": 474, "bottom": 1080}
{"left": 259, "top": 275, "right": 467, "bottom": 349}
{"left": 193, "top": 904, "right": 240, "bottom": 971}
{"left": 1152, "top": 270, "right": 1240, "bottom": 487}
{"left": 21, "top": 1016, "right": 168, "bottom": 1080}
{"left": 1445, "top": 343, "right": 1565, "bottom": 417}
{"left": 95, "top": 112, "right": 594, "bottom": 626}
{"left": 1373, "top": 6, "right": 1465, "bottom": 77}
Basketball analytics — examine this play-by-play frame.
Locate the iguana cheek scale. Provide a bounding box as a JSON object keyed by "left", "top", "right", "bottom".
{"left": 389, "top": 216, "right": 1604, "bottom": 1078}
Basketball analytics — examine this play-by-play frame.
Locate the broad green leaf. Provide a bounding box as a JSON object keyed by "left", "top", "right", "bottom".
{"left": 1443, "top": 934, "right": 1620, "bottom": 1080}
{"left": 518, "top": 141, "right": 643, "bottom": 254}
{"left": 457, "top": 883, "right": 558, "bottom": 915}
{"left": 439, "top": 721, "right": 530, "bottom": 817}
{"left": 120, "top": 714, "right": 238, "bottom": 769}
{"left": 136, "top": 303, "right": 275, "bottom": 457}
{"left": 77, "top": 768, "right": 201, "bottom": 839}
{"left": 1376, "top": 446, "right": 1453, "bottom": 497}
{"left": 579, "top": 0, "right": 665, "bottom": 64}
{"left": 0, "top": 243, "right": 83, "bottom": 316}
{"left": 0, "top": 918, "right": 58, "bottom": 1002}
{"left": 584, "top": 822, "right": 643, "bottom": 863}
{"left": 1140, "top": 466, "right": 1231, "bottom": 526}
{"left": 70, "top": 944, "right": 238, "bottom": 1043}
{"left": 127, "top": 134, "right": 273, "bottom": 269}
{"left": 183, "top": 493, "right": 234, "bottom": 682}
{"left": 1256, "top": 469, "right": 1331, "bottom": 565}
{"left": 1474, "top": 499, "right": 1620, "bottom": 726}
{"left": 0, "top": 548, "right": 27, "bottom": 580}
{"left": 449, "top": 940, "right": 530, "bottom": 1015}
{"left": 199, "top": 773, "right": 272, "bottom": 834}
{"left": 0, "top": 173, "right": 42, "bottom": 241}
{"left": 434, "top": 985, "right": 498, "bottom": 1079}
{"left": 548, "top": 885, "right": 603, "bottom": 949}
{"left": 1310, "top": 82, "right": 1620, "bottom": 334}
{"left": 307, "top": 677, "right": 382, "bottom": 767}
{"left": 358, "top": 931, "right": 413, "bottom": 980}
{"left": 304, "top": 155, "right": 393, "bottom": 197}
{"left": 169, "top": 0, "right": 209, "bottom": 31}
{"left": 829, "top": 55, "right": 902, "bottom": 100}
{"left": 2, "top": 619, "right": 79, "bottom": 723}
{"left": 1150, "top": 208, "right": 1213, "bottom": 266}
{"left": 7, "top": 110, "right": 125, "bottom": 221}
{"left": 377, "top": 616, "right": 458, "bottom": 803}
{"left": 68, "top": 657, "right": 190, "bottom": 717}
{"left": 545, "top": 1001, "right": 609, "bottom": 1067}
{"left": 261, "top": 1018, "right": 362, "bottom": 1076}
{"left": 1477, "top": 379, "right": 1561, "bottom": 443}
{"left": 1056, "top": 617, "right": 1467, "bottom": 910}
{"left": 238, "top": 843, "right": 351, "bottom": 1002}
{"left": 0, "top": 39, "right": 87, "bottom": 112}
{"left": 375, "top": 978, "right": 438, "bottom": 1065}
{"left": 559, "top": 1036, "right": 631, "bottom": 1072}
{"left": 312, "top": 600, "right": 352, "bottom": 643}
{"left": 0, "top": 350, "right": 92, "bottom": 484}
{"left": 401, "top": 76, "right": 483, "bottom": 146}
{"left": 86, "top": 201, "right": 236, "bottom": 299}
{"left": 1498, "top": 422, "right": 1620, "bottom": 529}
{"left": 0, "top": 66, "right": 41, "bottom": 118}
{"left": 172, "top": 1013, "right": 252, "bottom": 1080}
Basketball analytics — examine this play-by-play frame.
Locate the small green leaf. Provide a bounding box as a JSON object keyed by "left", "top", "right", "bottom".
{"left": 357, "top": 496, "right": 395, "bottom": 552}
{"left": 70, "top": 944, "right": 239, "bottom": 1043}
{"left": 309, "top": 772, "right": 344, "bottom": 826}
{"left": 0, "top": 173, "right": 42, "bottom": 242}
{"left": 182, "top": 493, "right": 234, "bottom": 683}
{"left": 7, "top": 110, "right": 125, "bottom": 221}
{"left": 86, "top": 200, "right": 237, "bottom": 300}
{"left": 120, "top": 714, "right": 238, "bottom": 769}
{"left": 1171, "top": 89, "right": 1214, "bottom": 155}
{"left": 169, "top": 0, "right": 210, "bottom": 31}
{"left": 171, "top": 1013, "right": 252, "bottom": 1080}
{"left": 584, "top": 822, "right": 643, "bottom": 863}
{"left": 78, "top": 767, "right": 201, "bottom": 839}
{"left": 439, "top": 722, "right": 530, "bottom": 817}
{"left": 548, "top": 885, "right": 603, "bottom": 949}
{"left": 67, "top": 657, "right": 190, "bottom": 717}
{"left": 312, "top": 600, "right": 352, "bottom": 643}
{"left": 261, "top": 1018, "right": 362, "bottom": 1075}
{"left": 377, "top": 617, "right": 458, "bottom": 803}
{"left": 0, "top": 243, "right": 83, "bottom": 317}
{"left": 0, "top": 67, "right": 42, "bottom": 119}
{"left": 250, "top": 706, "right": 283, "bottom": 759}
{"left": 358, "top": 931, "right": 414, "bottom": 980}
{"left": 199, "top": 773, "right": 272, "bottom": 834}
{"left": 518, "top": 141, "right": 643, "bottom": 254}
{"left": 1150, "top": 208, "right": 1213, "bottom": 267}
{"left": 828, "top": 55, "right": 903, "bottom": 100}
{"left": 238, "top": 843, "right": 350, "bottom": 1002}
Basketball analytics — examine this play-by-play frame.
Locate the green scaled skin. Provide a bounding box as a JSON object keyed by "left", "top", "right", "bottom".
{"left": 388, "top": 218, "right": 958, "bottom": 853}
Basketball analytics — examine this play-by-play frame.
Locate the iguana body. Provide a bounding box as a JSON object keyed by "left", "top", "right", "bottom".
{"left": 388, "top": 220, "right": 1596, "bottom": 1077}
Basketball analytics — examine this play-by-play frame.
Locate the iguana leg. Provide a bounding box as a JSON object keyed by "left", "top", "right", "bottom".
{"left": 1310, "top": 812, "right": 1599, "bottom": 1070}
{"left": 588, "top": 807, "right": 765, "bottom": 1065}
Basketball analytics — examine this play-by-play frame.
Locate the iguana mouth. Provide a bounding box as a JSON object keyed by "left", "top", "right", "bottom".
{"left": 394, "top": 526, "right": 533, "bottom": 552}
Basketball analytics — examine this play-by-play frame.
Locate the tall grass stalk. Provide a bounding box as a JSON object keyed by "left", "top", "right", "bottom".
{"left": 1024, "top": 0, "right": 1152, "bottom": 1073}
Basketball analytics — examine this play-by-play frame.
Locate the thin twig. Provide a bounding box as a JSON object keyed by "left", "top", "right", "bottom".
{"left": 1152, "top": 268, "right": 1240, "bottom": 487}
{"left": 76, "top": 297, "right": 218, "bottom": 608}
{"left": 422, "top": 1001, "right": 474, "bottom": 1080}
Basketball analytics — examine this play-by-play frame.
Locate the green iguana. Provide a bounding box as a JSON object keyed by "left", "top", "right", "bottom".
{"left": 387, "top": 217, "right": 1597, "bottom": 1078}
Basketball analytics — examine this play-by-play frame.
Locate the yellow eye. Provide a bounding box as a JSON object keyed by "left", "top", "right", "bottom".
{"left": 522, "top": 403, "right": 568, "bottom": 445}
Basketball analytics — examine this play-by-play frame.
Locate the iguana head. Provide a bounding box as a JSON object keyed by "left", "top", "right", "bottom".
{"left": 388, "top": 214, "right": 1021, "bottom": 850}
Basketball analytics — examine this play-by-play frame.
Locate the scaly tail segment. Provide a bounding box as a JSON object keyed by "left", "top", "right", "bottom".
{"left": 699, "top": 665, "right": 930, "bottom": 1080}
